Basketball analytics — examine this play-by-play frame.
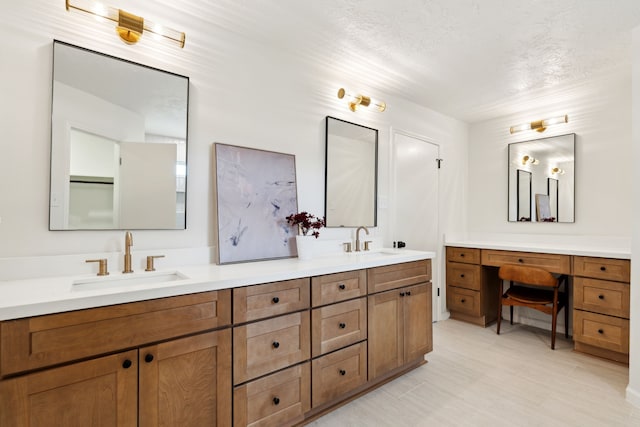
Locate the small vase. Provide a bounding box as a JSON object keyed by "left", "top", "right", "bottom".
{"left": 295, "top": 235, "right": 315, "bottom": 260}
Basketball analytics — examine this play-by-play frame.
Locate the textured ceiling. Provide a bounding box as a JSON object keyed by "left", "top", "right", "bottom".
{"left": 200, "top": 0, "right": 640, "bottom": 123}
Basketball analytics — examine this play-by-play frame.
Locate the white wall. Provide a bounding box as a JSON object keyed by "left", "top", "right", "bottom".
{"left": 0, "top": 0, "right": 467, "bottom": 312}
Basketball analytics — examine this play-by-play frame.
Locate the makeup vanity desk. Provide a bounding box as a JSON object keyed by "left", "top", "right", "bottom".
{"left": 444, "top": 239, "right": 631, "bottom": 363}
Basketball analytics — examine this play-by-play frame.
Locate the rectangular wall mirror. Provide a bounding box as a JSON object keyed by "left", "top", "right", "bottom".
{"left": 325, "top": 116, "right": 378, "bottom": 227}
{"left": 49, "top": 41, "right": 189, "bottom": 230}
{"left": 508, "top": 133, "right": 575, "bottom": 222}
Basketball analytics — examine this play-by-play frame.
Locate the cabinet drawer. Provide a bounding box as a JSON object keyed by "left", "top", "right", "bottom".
{"left": 233, "top": 311, "right": 310, "bottom": 384}
{"left": 311, "top": 342, "right": 367, "bottom": 408}
{"left": 311, "top": 298, "right": 367, "bottom": 357}
{"left": 573, "top": 310, "right": 629, "bottom": 354}
{"left": 481, "top": 250, "right": 571, "bottom": 274}
{"left": 367, "top": 260, "right": 431, "bottom": 294}
{"left": 234, "top": 362, "right": 310, "bottom": 427}
{"left": 0, "top": 290, "right": 231, "bottom": 377}
{"left": 573, "top": 257, "right": 630, "bottom": 282}
{"left": 233, "top": 278, "right": 310, "bottom": 323}
{"left": 574, "top": 277, "right": 630, "bottom": 318}
{"left": 446, "top": 247, "right": 480, "bottom": 264}
{"left": 446, "top": 263, "right": 481, "bottom": 290}
{"left": 446, "top": 287, "right": 481, "bottom": 317}
{"left": 311, "top": 270, "right": 367, "bottom": 307}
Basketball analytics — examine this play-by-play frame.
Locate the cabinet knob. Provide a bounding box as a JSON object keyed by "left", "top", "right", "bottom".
{"left": 598, "top": 294, "right": 605, "bottom": 300}
{"left": 518, "top": 259, "right": 524, "bottom": 263}
{"left": 600, "top": 266, "right": 607, "bottom": 271}
{"left": 339, "top": 322, "right": 346, "bottom": 329}
{"left": 339, "top": 369, "right": 346, "bottom": 376}
{"left": 273, "top": 397, "right": 280, "bottom": 405}
{"left": 598, "top": 329, "right": 604, "bottom": 334}
{"left": 122, "top": 359, "right": 132, "bottom": 369}
{"left": 460, "top": 274, "right": 465, "bottom": 278}
{"left": 461, "top": 299, "right": 466, "bottom": 303}
{"left": 406, "top": 291, "right": 411, "bottom": 296}
{"left": 145, "top": 354, "right": 154, "bottom": 363}
{"left": 272, "top": 341, "right": 280, "bottom": 349}
{"left": 338, "top": 283, "right": 346, "bottom": 290}
{"left": 460, "top": 254, "right": 465, "bottom": 257}
{"left": 400, "top": 292, "right": 405, "bottom": 297}
{"left": 272, "top": 296, "right": 280, "bottom": 304}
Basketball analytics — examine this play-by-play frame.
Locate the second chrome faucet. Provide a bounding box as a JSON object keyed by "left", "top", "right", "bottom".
{"left": 123, "top": 231, "right": 133, "bottom": 273}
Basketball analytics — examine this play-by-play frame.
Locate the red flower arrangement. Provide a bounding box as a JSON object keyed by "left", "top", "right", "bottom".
{"left": 286, "top": 211, "right": 326, "bottom": 238}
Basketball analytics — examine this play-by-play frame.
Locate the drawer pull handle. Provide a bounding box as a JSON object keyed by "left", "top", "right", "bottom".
{"left": 272, "top": 341, "right": 280, "bottom": 349}
{"left": 144, "top": 354, "right": 154, "bottom": 363}
{"left": 598, "top": 294, "right": 605, "bottom": 300}
{"left": 461, "top": 299, "right": 466, "bottom": 303}
{"left": 273, "top": 397, "right": 280, "bottom": 405}
{"left": 460, "top": 274, "right": 465, "bottom": 278}
{"left": 339, "top": 369, "right": 346, "bottom": 376}
{"left": 600, "top": 266, "right": 607, "bottom": 271}
{"left": 339, "top": 322, "right": 346, "bottom": 329}
{"left": 272, "top": 296, "right": 280, "bottom": 304}
{"left": 406, "top": 291, "right": 412, "bottom": 296}
{"left": 338, "top": 283, "right": 346, "bottom": 290}
{"left": 400, "top": 292, "right": 406, "bottom": 297}
{"left": 460, "top": 254, "right": 465, "bottom": 257}
{"left": 598, "top": 329, "right": 604, "bottom": 334}
{"left": 518, "top": 259, "right": 524, "bottom": 263}
{"left": 122, "top": 359, "right": 132, "bottom": 369}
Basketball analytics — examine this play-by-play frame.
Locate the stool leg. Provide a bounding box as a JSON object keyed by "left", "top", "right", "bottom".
{"left": 497, "top": 280, "right": 502, "bottom": 335}
{"left": 510, "top": 306, "right": 514, "bottom": 325}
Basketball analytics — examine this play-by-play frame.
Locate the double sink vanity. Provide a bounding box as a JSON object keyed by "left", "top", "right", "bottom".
{"left": 0, "top": 249, "right": 434, "bottom": 426}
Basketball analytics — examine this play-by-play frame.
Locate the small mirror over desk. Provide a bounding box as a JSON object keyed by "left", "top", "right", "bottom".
{"left": 49, "top": 41, "right": 189, "bottom": 230}
{"left": 508, "top": 133, "right": 575, "bottom": 223}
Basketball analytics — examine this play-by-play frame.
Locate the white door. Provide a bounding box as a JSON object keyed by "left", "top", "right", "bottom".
{"left": 390, "top": 130, "right": 440, "bottom": 320}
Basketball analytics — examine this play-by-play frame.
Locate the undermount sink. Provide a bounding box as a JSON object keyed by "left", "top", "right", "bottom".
{"left": 72, "top": 271, "right": 189, "bottom": 291}
{"left": 349, "top": 249, "right": 399, "bottom": 257}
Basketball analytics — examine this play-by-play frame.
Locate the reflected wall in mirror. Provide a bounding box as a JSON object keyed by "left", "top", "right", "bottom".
{"left": 508, "top": 133, "right": 575, "bottom": 222}
{"left": 49, "top": 41, "right": 189, "bottom": 230}
{"left": 517, "top": 169, "right": 532, "bottom": 221}
{"left": 325, "top": 116, "right": 378, "bottom": 227}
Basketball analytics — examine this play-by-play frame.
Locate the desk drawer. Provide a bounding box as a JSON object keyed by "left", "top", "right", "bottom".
{"left": 234, "top": 362, "right": 310, "bottom": 427}
{"left": 233, "top": 278, "right": 310, "bottom": 324}
{"left": 311, "top": 270, "right": 367, "bottom": 307}
{"left": 573, "top": 257, "right": 630, "bottom": 282}
{"left": 367, "top": 260, "right": 431, "bottom": 294}
{"left": 312, "top": 342, "right": 367, "bottom": 408}
{"left": 446, "top": 247, "right": 480, "bottom": 264}
{"left": 573, "top": 310, "right": 629, "bottom": 354}
{"left": 233, "top": 311, "right": 310, "bottom": 384}
{"left": 446, "top": 263, "right": 481, "bottom": 290}
{"left": 311, "top": 298, "right": 367, "bottom": 357}
{"left": 574, "top": 278, "right": 630, "bottom": 318}
{"left": 446, "top": 287, "right": 481, "bottom": 317}
{"left": 481, "top": 250, "right": 571, "bottom": 274}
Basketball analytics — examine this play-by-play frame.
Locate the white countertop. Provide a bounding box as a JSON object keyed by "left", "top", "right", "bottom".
{"left": 0, "top": 249, "right": 434, "bottom": 321}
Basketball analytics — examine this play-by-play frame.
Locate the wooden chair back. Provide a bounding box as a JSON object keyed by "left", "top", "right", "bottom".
{"left": 498, "top": 264, "right": 558, "bottom": 288}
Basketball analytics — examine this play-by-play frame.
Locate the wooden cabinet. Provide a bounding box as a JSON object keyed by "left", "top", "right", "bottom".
{"left": 233, "top": 278, "right": 310, "bottom": 324}
{"left": 0, "top": 292, "right": 231, "bottom": 427}
{"left": 311, "top": 297, "right": 367, "bottom": 357}
{"left": 445, "top": 247, "right": 498, "bottom": 326}
{"left": 311, "top": 270, "right": 366, "bottom": 306}
{"left": 572, "top": 256, "right": 630, "bottom": 363}
{"left": 367, "top": 260, "right": 432, "bottom": 381}
{"left": 481, "top": 249, "right": 571, "bottom": 274}
{"left": 311, "top": 342, "right": 367, "bottom": 408}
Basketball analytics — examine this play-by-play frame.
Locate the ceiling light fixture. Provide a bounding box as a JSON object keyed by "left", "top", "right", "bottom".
{"left": 65, "top": 0, "right": 186, "bottom": 48}
{"left": 337, "top": 88, "right": 386, "bottom": 112}
{"left": 522, "top": 155, "right": 540, "bottom": 165}
{"left": 509, "top": 115, "right": 568, "bottom": 134}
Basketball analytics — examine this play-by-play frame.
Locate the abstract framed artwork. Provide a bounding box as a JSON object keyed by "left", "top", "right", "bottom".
{"left": 213, "top": 143, "right": 298, "bottom": 264}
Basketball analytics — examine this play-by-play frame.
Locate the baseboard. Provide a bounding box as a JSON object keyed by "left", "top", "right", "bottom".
{"left": 626, "top": 385, "right": 640, "bottom": 408}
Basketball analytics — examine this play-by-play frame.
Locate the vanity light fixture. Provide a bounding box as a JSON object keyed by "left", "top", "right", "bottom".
{"left": 65, "top": 0, "right": 186, "bottom": 48}
{"left": 337, "top": 88, "right": 386, "bottom": 112}
{"left": 551, "top": 167, "right": 565, "bottom": 175}
{"left": 509, "top": 115, "right": 568, "bottom": 134}
{"left": 522, "top": 155, "right": 540, "bottom": 166}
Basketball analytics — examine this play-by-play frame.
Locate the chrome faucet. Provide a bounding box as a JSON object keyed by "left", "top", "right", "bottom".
{"left": 123, "top": 231, "right": 133, "bottom": 273}
{"left": 355, "top": 226, "right": 369, "bottom": 252}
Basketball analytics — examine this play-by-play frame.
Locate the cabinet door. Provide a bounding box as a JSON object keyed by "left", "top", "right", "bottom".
{"left": 139, "top": 329, "right": 232, "bottom": 427}
{"left": 0, "top": 350, "right": 138, "bottom": 427}
{"left": 403, "top": 283, "right": 432, "bottom": 362}
{"left": 367, "top": 289, "right": 403, "bottom": 380}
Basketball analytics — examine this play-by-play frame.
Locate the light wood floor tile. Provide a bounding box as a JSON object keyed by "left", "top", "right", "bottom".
{"left": 310, "top": 319, "right": 640, "bottom": 426}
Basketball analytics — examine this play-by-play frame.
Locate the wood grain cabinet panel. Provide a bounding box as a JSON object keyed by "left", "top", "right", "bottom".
{"left": 573, "top": 310, "right": 629, "bottom": 355}
{"left": 0, "top": 290, "right": 231, "bottom": 377}
{"left": 311, "top": 297, "right": 367, "bottom": 357}
{"left": 311, "top": 270, "right": 366, "bottom": 307}
{"left": 446, "top": 287, "right": 481, "bottom": 317}
{"left": 234, "top": 311, "right": 311, "bottom": 385}
{"left": 481, "top": 250, "right": 571, "bottom": 274}
{"left": 367, "top": 260, "right": 431, "bottom": 294}
{"left": 446, "top": 247, "right": 480, "bottom": 264}
{"left": 573, "top": 257, "right": 630, "bottom": 282}
{"left": 574, "top": 277, "right": 630, "bottom": 318}
{"left": 234, "top": 362, "right": 310, "bottom": 427}
{"left": 446, "top": 262, "right": 481, "bottom": 291}
{"left": 233, "top": 278, "right": 310, "bottom": 324}
{"left": 311, "top": 342, "right": 367, "bottom": 408}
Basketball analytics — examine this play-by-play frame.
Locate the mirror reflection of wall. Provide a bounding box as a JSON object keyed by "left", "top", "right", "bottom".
{"left": 508, "top": 133, "right": 575, "bottom": 223}
{"left": 325, "top": 117, "right": 378, "bottom": 227}
{"left": 49, "top": 41, "right": 189, "bottom": 230}
{"left": 517, "top": 169, "right": 532, "bottom": 221}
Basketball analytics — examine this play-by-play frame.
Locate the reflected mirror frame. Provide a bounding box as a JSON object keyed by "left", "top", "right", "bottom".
{"left": 49, "top": 40, "right": 189, "bottom": 230}
{"left": 507, "top": 133, "right": 575, "bottom": 223}
{"left": 324, "top": 116, "right": 378, "bottom": 228}
{"left": 516, "top": 169, "right": 532, "bottom": 221}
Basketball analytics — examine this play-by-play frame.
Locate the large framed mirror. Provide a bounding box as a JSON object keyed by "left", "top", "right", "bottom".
{"left": 49, "top": 41, "right": 189, "bottom": 230}
{"left": 508, "top": 133, "right": 575, "bottom": 222}
{"left": 324, "top": 116, "right": 378, "bottom": 227}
